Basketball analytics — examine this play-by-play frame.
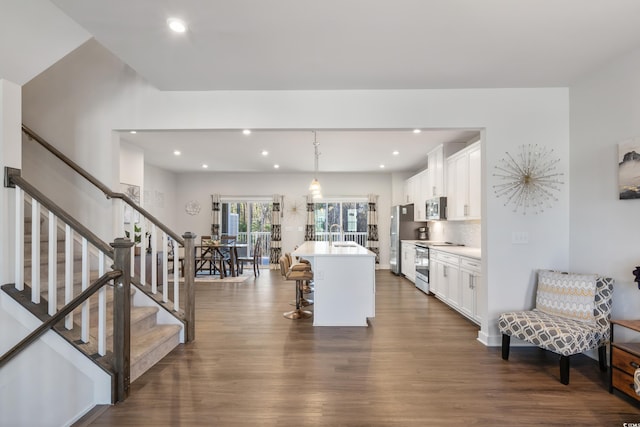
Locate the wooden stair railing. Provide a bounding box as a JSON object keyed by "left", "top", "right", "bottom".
{"left": 20, "top": 125, "right": 196, "bottom": 341}
{"left": 3, "top": 169, "right": 197, "bottom": 402}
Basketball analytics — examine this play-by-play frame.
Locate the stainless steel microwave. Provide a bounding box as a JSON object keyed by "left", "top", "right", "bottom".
{"left": 426, "top": 197, "right": 447, "bottom": 220}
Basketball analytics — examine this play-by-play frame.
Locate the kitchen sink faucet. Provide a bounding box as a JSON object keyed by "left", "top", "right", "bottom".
{"left": 329, "top": 224, "right": 343, "bottom": 246}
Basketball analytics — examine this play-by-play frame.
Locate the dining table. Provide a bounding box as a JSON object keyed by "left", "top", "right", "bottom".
{"left": 194, "top": 243, "right": 248, "bottom": 278}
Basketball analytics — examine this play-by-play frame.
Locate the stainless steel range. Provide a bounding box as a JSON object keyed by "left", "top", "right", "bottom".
{"left": 414, "top": 243, "right": 430, "bottom": 294}
{"left": 414, "top": 242, "right": 464, "bottom": 294}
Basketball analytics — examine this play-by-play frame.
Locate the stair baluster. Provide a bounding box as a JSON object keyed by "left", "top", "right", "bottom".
{"left": 47, "top": 210, "right": 57, "bottom": 315}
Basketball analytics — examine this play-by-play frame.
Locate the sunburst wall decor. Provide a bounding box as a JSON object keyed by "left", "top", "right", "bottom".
{"left": 493, "top": 144, "right": 564, "bottom": 215}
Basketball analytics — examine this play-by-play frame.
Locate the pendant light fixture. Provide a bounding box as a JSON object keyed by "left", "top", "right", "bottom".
{"left": 309, "top": 131, "right": 322, "bottom": 199}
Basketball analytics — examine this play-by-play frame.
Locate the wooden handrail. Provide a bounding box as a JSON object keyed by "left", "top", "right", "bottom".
{"left": 0, "top": 270, "right": 122, "bottom": 369}
{"left": 9, "top": 174, "right": 114, "bottom": 257}
{"left": 21, "top": 125, "right": 184, "bottom": 245}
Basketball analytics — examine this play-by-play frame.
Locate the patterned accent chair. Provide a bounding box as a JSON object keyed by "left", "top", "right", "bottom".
{"left": 498, "top": 270, "right": 614, "bottom": 385}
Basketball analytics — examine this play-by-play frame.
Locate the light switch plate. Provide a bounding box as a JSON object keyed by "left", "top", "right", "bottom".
{"left": 512, "top": 231, "right": 529, "bottom": 244}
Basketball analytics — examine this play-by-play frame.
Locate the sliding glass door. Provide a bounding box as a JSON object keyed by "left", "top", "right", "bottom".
{"left": 221, "top": 199, "right": 271, "bottom": 266}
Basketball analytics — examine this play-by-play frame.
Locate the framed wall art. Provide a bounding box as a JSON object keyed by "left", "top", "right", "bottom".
{"left": 121, "top": 183, "right": 140, "bottom": 223}
{"left": 618, "top": 138, "right": 640, "bottom": 199}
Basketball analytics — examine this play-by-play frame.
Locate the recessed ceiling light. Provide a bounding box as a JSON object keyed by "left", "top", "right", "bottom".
{"left": 274, "top": 164, "right": 280, "bottom": 169}
{"left": 392, "top": 150, "right": 399, "bottom": 156}
{"left": 413, "top": 129, "right": 421, "bottom": 134}
{"left": 202, "top": 164, "right": 208, "bottom": 169}
{"left": 174, "top": 150, "right": 181, "bottom": 156}
{"left": 261, "top": 150, "right": 269, "bottom": 156}
{"left": 129, "top": 130, "right": 137, "bottom": 134}
{"left": 167, "top": 18, "right": 187, "bottom": 33}
{"left": 379, "top": 164, "right": 385, "bottom": 169}
{"left": 243, "top": 129, "right": 251, "bottom": 135}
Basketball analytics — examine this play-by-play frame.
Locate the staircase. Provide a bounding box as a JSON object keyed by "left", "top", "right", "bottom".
{"left": 17, "top": 214, "right": 183, "bottom": 382}
{"left": 1, "top": 128, "right": 196, "bottom": 425}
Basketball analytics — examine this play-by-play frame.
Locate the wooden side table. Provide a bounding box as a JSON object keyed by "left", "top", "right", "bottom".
{"left": 610, "top": 319, "right": 640, "bottom": 403}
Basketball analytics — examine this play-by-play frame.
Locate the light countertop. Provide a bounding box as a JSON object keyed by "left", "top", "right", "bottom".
{"left": 429, "top": 246, "right": 481, "bottom": 260}
{"left": 293, "top": 241, "right": 375, "bottom": 257}
{"left": 400, "top": 240, "right": 481, "bottom": 260}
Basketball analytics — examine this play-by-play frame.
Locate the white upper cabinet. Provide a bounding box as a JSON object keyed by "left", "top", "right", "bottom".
{"left": 415, "top": 170, "right": 431, "bottom": 221}
{"left": 404, "top": 169, "right": 429, "bottom": 220}
{"left": 427, "top": 145, "right": 444, "bottom": 198}
{"left": 446, "top": 141, "right": 481, "bottom": 220}
{"left": 467, "top": 144, "right": 481, "bottom": 218}
{"left": 404, "top": 175, "right": 416, "bottom": 204}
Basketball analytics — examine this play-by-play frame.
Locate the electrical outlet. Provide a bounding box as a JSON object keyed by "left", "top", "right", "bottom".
{"left": 512, "top": 231, "right": 529, "bottom": 244}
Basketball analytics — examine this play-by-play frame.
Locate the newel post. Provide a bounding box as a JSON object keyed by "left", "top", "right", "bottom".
{"left": 111, "top": 237, "right": 134, "bottom": 403}
{"left": 182, "top": 232, "right": 196, "bottom": 342}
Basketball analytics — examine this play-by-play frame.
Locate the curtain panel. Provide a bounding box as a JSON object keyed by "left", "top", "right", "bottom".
{"left": 211, "top": 194, "right": 221, "bottom": 238}
{"left": 367, "top": 194, "right": 380, "bottom": 264}
{"left": 270, "top": 194, "right": 283, "bottom": 268}
{"left": 304, "top": 195, "right": 316, "bottom": 241}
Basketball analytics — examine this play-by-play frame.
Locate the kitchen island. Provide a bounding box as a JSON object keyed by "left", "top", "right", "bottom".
{"left": 292, "top": 241, "right": 376, "bottom": 326}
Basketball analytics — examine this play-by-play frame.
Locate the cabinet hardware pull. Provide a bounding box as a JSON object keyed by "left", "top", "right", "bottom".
{"left": 630, "top": 361, "right": 640, "bottom": 369}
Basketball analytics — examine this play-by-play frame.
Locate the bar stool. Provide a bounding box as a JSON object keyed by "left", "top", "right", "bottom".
{"left": 292, "top": 247, "right": 314, "bottom": 294}
{"left": 279, "top": 256, "right": 313, "bottom": 320}
{"left": 285, "top": 253, "right": 313, "bottom": 306}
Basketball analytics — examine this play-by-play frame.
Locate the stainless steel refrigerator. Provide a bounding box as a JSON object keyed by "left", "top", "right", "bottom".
{"left": 390, "top": 204, "right": 427, "bottom": 275}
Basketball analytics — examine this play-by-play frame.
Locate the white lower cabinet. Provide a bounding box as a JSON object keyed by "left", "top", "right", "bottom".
{"left": 459, "top": 257, "right": 482, "bottom": 323}
{"left": 430, "top": 249, "right": 481, "bottom": 325}
{"left": 431, "top": 250, "right": 460, "bottom": 308}
{"left": 401, "top": 242, "right": 416, "bottom": 283}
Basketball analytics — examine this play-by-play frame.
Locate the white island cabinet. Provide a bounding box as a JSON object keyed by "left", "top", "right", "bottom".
{"left": 293, "top": 241, "right": 376, "bottom": 327}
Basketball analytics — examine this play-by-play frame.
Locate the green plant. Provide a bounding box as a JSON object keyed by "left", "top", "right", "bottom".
{"left": 125, "top": 223, "right": 148, "bottom": 246}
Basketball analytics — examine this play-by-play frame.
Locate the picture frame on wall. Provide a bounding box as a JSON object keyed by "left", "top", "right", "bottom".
{"left": 618, "top": 138, "right": 640, "bottom": 199}
{"left": 121, "top": 183, "right": 141, "bottom": 223}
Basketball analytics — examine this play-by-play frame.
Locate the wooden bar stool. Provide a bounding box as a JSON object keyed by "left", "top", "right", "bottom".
{"left": 291, "top": 247, "right": 314, "bottom": 294}
{"left": 279, "top": 256, "right": 313, "bottom": 320}
{"left": 285, "top": 253, "right": 313, "bottom": 306}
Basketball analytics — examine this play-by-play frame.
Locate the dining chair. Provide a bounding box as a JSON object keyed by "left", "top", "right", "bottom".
{"left": 220, "top": 235, "right": 238, "bottom": 275}
{"left": 199, "top": 235, "right": 215, "bottom": 275}
{"left": 237, "top": 237, "right": 262, "bottom": 277}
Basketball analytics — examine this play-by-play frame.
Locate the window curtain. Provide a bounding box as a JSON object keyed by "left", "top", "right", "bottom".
{"left": 270, "top": 194, "right": 283, "bottom": 268}
{"left": 367, "top": 194, "right": 380, "bottom": 264}
{"left": 304, "top": 195, "right": 316, "bottom": 241}
{"left": 211, "top": 194, "right": 221, "bottom": 238}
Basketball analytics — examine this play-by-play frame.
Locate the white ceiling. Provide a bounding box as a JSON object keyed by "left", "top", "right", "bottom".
{"left": 21, "top": 1, "right": 640, "bottom": 173}
{"left": 120, "top": 128, "right": 480, "bottom": 173}
{"left": 51, "top": 0, "right": 640, "bottom": 91}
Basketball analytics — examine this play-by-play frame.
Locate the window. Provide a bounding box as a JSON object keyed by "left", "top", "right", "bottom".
{"left": 313, "top": 199, "right": 368, "bottom": 245}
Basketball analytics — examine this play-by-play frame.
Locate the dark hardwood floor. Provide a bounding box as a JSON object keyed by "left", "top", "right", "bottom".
{"left": 89, "top": 270, "right": 639, "bottom": 426}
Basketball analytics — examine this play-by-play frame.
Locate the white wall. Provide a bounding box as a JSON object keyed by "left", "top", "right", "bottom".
{"left": 172, "top": 171, "right": 392, "bottom": 265}
{"left": 20, "top": 40, "right": 571, "bottom": 345}
{"left": 570, "top": 47, "right": 640, "bottom": 332}
{"left": 0, "top": 294, "right": 111, "bottom": 427}
{"left": 22, "top": 39, "right": 155, "bottom": 242}
{"left": 143, "top": 163, "right": 178, "bottom": 231}
{"left": 119, "top": 140, "right": 144, "bottom": 193}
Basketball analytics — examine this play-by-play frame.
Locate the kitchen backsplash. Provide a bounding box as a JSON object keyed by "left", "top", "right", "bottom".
{"left": 428, "top": 220, "right": 480, "bottom": 248}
